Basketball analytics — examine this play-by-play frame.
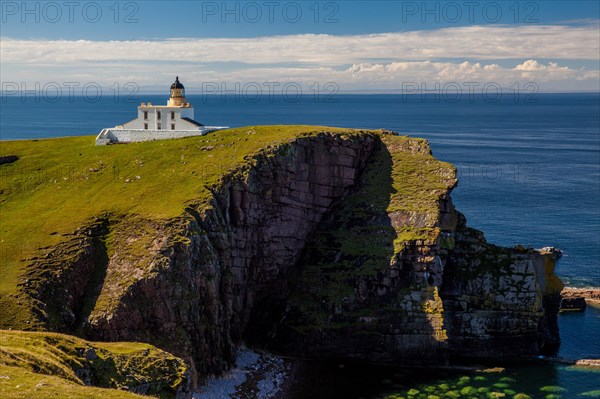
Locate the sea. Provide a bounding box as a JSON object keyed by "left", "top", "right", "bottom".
{"left": 1, "top": 93, "right": 599, "bottom": 398}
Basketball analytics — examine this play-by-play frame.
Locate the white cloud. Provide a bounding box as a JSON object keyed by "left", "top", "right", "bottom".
{"left": 513, "top": 59, "right": 586, "bottom": 80}
{"left": 515, "top": 60, "right": 547, "bottom": 71}
{"left": 338, "top": 60, "right": 598, "bottom": 88}
{"left": 1, "top": 24, "right": 598, "bottom": 92}
{"left": 2, "top": 24, "right": 598, "bottom": 65}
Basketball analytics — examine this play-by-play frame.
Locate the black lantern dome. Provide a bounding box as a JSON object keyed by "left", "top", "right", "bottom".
{"left": 170, "top": 76, "right": 185, "bottom": 98}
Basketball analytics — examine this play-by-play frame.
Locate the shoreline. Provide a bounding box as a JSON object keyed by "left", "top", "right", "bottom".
{"left": 193, "top": 348, "right": 290, "bottom": 399}
{"left": 192, "top": 348, "right": 600, "bottom": 399}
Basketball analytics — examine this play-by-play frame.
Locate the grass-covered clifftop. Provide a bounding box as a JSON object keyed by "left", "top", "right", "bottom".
{"left": 0, "top": 330, "right": 188, "bottom": 398}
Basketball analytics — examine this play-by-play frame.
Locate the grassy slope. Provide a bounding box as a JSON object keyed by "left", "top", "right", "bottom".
{"left": 0, "top": 125, "right": 456, "bottom": 395}
{"left": 0, "top": 330, "right": 186, "bottom": 399}
{"left": 0, "top": 125, "right": 355, "bottom": 326}
{"left": 0, "top": 366, "right": 145, "bottom": 399}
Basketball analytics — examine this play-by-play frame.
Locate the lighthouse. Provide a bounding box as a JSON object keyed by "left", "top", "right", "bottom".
{"left": 96, "top": 77, "right": 227, "bottom": 145}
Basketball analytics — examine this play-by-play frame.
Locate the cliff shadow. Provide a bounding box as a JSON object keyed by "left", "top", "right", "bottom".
{"left": 242, "top": 137, "right": 395, "bottom": 347}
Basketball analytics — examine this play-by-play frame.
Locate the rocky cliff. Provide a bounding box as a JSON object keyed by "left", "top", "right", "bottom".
{"left": 16, "top": 129, "right": 562, "bottom": 389}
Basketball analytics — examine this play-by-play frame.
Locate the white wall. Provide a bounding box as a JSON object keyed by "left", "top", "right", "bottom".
{"left": 95, "top": 126, "right": 228, "bottom": 145}
{"left": 180, "top": 107, "right": 195, "bottom": 119}
{"left": 96, "top": 129, "right": 205, "bottom": 144}
{"left": 121, "top": 106, "right": 197, "bottom": 130}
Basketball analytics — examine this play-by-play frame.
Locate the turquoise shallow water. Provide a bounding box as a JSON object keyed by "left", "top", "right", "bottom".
{"left": 285, "top": 307, "right": 600, "bottom": 398}
{"left": 287, "top": 359, "right": 600, "bottom": 399}
{"left": 1, "top": 93, "right": 598, "bottom": 397}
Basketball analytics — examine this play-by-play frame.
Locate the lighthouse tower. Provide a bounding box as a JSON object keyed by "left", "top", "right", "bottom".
{"left": 167, "top": 76, "right": 189, "bottom": 107}
{"left": 96, "top": 77, "right": 227, "bottom": 145}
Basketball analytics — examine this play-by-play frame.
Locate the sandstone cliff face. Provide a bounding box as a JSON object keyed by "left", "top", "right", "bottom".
{"left": 20, "top": 131, "right": 562, "bottom": 387}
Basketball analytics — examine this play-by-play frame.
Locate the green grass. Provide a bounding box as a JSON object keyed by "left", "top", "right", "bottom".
{"left": 0, "top": 125, "right": 361, "bottom": 328}
{"left": 0, "top": 330, "right": 187, "bottom": 399}
{"left": 0, "top": 365, "right": 146, "bottom": 399}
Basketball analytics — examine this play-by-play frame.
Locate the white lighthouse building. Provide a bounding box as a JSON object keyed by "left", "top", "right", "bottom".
{"left": 96, "top": 77, "right": 227, "bottom": 145}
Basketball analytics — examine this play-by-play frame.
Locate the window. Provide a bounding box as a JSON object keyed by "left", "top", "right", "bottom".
{"left": 143, "top": 111, "right": 148, "bottom": 120}
{"left": 157, "top": 111, "right": 161, "bottom": 120}
{"left": 144, "top": 123, "right": 148, "bottom": 130}
{"left": 171, "top": 124, "right": 175, "bottom": 130}
{"left": 171, "top": 111, "right": 175, "bottom": 120}
{"left": 157, "top": 123, "right": 162, "bottom": 130}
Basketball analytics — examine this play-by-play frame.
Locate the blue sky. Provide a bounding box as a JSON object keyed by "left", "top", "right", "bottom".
{"left": 1, "top": 1, "right": 599, "bottom": 92}
{"left": 3, "top": 1, "right": 599, "bottom": 39}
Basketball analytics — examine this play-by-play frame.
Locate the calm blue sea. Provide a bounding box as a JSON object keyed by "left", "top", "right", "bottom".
{"left": 1, "top": 93, "right": 599, "bottom": 397}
